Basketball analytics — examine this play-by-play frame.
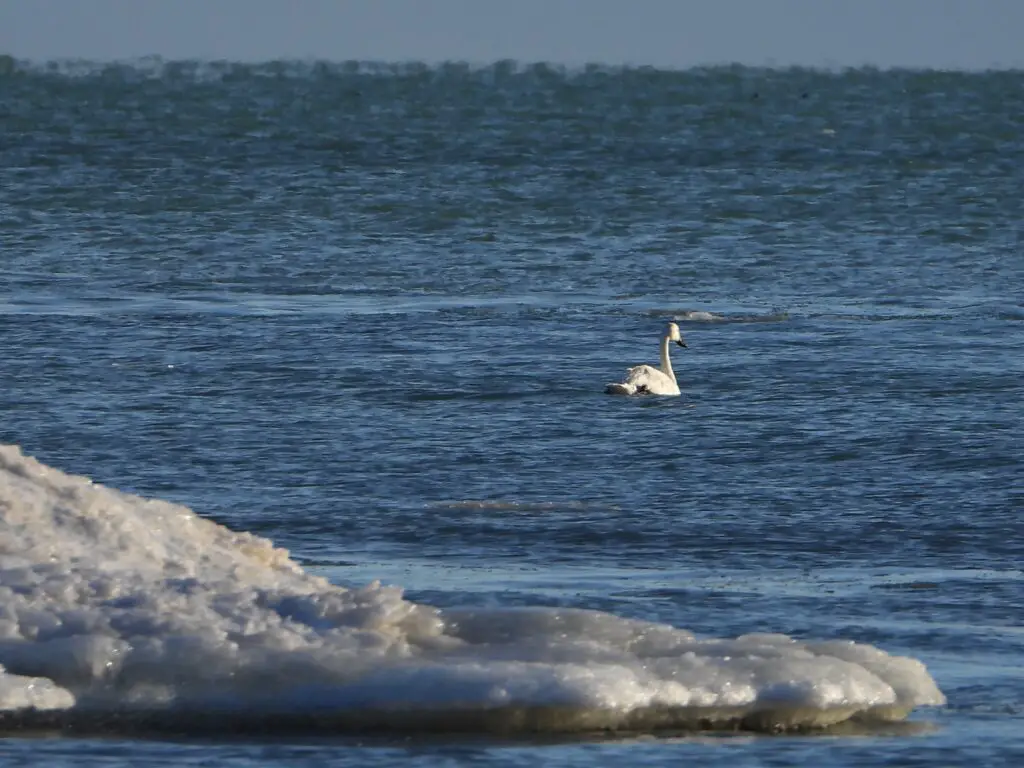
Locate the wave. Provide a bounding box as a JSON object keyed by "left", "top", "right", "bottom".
{"left": 4, "top": 57, "right": 1016, "bottom": 83}
{"left": 0, "top": 445, "right": 944, "bottom": 737}
{"left": 0, "top": 293, "right": 605, "bottom": 319}
{"left": 432, "top": 500, "right": 620, "bottom": 513}
{"left": 644, "top": 308, "right": 791, "bottom": 324}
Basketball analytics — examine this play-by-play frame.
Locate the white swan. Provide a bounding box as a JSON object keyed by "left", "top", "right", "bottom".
{"left": 605, "top": 322, "right": 688, "bottom": 396}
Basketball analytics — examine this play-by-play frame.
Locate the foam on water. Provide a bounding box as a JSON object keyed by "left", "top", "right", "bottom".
{"left": 0, "top": 445, "right": 945, "bottom": 735}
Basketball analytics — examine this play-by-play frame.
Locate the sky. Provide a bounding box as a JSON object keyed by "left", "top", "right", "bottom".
{"left": 1, "top": 0, "right": 1023, "bottom": 70}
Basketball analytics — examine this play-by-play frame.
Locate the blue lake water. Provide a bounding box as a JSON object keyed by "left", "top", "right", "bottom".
{"left": 1, "top": 60, "right": 1023, "bottom": 766}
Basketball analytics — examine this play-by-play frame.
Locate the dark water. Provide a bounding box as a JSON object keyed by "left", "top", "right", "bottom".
{"left": 2, "top": 60, "right": 1023, "bottom": 766}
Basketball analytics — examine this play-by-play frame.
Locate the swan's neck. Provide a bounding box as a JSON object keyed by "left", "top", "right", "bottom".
{"left": 659, "top": 335, "right": 676, "bottom": 381}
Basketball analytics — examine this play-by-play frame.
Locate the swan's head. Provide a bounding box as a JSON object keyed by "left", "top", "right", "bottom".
{"left": 668, "top": 322, "right": 687, "bottom": 348}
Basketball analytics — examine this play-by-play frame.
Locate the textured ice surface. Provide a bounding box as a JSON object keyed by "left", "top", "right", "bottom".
{"left": 0, "top": 445, "right": 945, "bottom": 734}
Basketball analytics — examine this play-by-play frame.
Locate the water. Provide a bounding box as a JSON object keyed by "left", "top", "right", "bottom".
{"left": 1, "top": 59, "right": 1023, "bottom": 765}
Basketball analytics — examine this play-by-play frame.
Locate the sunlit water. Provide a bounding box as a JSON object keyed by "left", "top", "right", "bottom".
{"left": 1, "top": 59, "right": 1022, "bottom": 766}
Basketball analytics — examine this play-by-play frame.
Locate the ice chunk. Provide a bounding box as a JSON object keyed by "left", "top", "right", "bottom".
{"left": 0, "top": 444, "right": 945, "bottom": 735}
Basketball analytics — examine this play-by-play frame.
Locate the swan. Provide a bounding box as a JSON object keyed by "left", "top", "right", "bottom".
{"left": 605, "top": 322, "right": 688, "bottom": 396}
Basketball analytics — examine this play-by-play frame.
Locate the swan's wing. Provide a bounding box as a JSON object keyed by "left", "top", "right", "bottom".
{"left": 605, "top": 365, "right": 658, "bottom": 396}
{"left": 611, "top": 365, "right": 676, "bottom": 395}
{"left": 604, "top": 382, "right": 635, "bottom": 395}
{"left": 623, "top": 365, "right": 667, "bottom": 387}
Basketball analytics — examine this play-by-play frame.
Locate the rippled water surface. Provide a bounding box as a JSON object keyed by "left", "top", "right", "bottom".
{"left": 2, "top": 60, "right": 1023, "bottom": 766}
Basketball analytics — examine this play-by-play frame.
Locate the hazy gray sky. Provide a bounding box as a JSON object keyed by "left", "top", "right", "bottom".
{"left": 2, "top": 0, "right": 1022, "bottom": 69}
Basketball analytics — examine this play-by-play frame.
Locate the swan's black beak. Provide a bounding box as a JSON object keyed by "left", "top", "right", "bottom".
{"left": 676, "top": 340, "right": 687, "bottom": 348}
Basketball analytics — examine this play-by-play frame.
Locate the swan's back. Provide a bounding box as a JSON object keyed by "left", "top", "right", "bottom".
{"left": 606, "top": 364, "right": 680, "bottom": 396}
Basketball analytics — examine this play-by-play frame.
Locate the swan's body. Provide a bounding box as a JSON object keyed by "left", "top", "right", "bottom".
{"left": 605, "top": 322, "right": 687, "bottom": 396}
